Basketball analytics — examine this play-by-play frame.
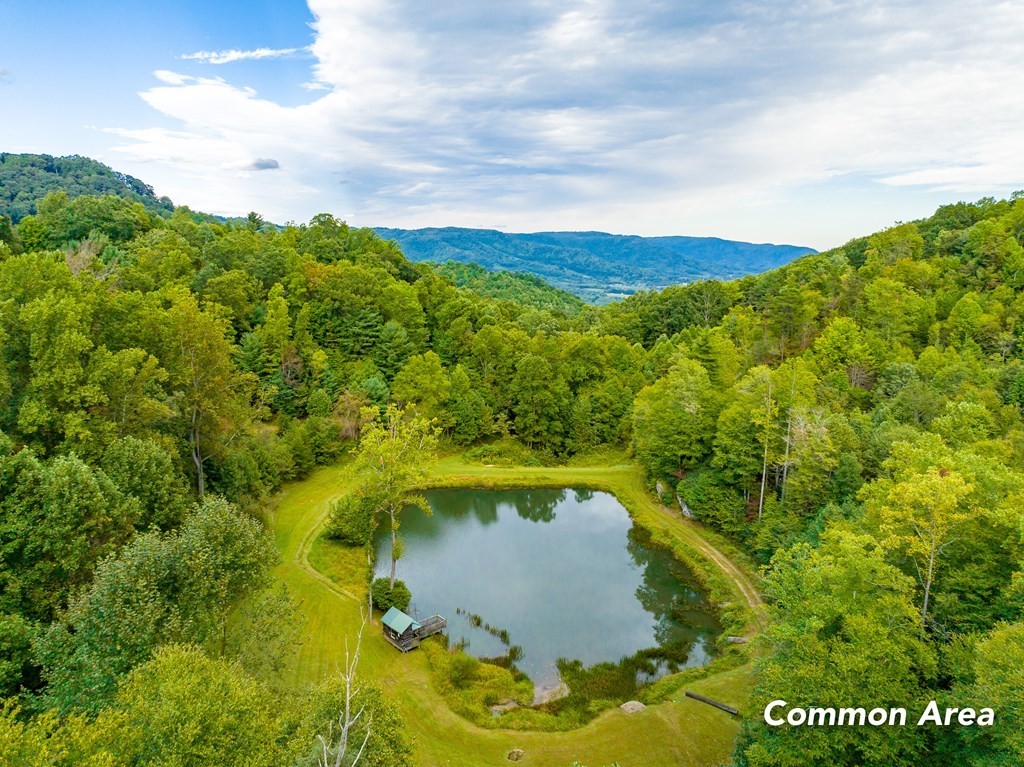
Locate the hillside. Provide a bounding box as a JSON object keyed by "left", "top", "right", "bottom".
{"left": 0, "top": 153, "right": 812, "bottom": 303}
{"left": 432, "top": 261, "right": 586, "bottom": 315}
{"left": 0, "top": 153, "right": 174, "bottom": 222}
{"left": 375, "top": 226, "right": 816, "bottom": 302}
{"left": 0, "top": 188, "right": 1023, "bottom": 766}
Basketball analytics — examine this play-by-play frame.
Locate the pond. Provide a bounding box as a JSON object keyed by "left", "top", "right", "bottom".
{"left": 372, "top": 487, "right": 721, "bottom": 696}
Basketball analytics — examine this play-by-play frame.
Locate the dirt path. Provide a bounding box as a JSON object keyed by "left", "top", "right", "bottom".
{"left": 294, "top": 489, "right": 362, "bottom": 604}
{"left": 670, "top": 510, "right": 767, "bottom": 634}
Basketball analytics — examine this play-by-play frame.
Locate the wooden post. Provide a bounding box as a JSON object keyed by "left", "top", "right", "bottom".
{"left": 685, "top": 691, "right": 739, "bottom": 716}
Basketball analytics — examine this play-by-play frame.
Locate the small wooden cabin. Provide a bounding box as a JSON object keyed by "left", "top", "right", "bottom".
{"left": 381, "top": 607, "right": 447, "bottom": 652}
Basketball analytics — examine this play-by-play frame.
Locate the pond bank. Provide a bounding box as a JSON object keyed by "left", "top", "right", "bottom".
{"left": 268, "top": 454, "right": 761, "bottom": 767}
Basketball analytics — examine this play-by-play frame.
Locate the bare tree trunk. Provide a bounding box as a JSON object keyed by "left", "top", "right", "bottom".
{"left": 190, "top": 423, "right": 205, "bottom": 497}
{"left": 389, "top": 509, "right": 397, "bottom": 589}
{"left": 319, "top": 615, "right": 372, "bottom": 767}
{"left": 921, "top": 549, "right": 936, "bottom": 630}
{"left": 757, "top": 380, "right": 774, "bottom": 521}
{"left": 367, "top": 549, "right": 374, "bottom": 623}
{"left": 758, "top": 438, "right": 769, "bottom": 521}
{"left": 780, "top": 412, "right": 792, "bottom": 505}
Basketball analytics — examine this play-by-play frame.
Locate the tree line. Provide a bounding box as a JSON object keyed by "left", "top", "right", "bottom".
{"left": 0, "top": 186, "right": 1022, "bottom": 764}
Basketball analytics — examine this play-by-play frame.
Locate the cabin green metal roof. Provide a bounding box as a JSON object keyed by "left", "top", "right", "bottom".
{"left": 381, "top": 607, "right": 420, "bottom": 634}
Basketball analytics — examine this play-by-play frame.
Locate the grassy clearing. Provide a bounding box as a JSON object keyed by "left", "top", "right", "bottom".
{"left": 268, "top": 454, "right": 761, "bottom": 767}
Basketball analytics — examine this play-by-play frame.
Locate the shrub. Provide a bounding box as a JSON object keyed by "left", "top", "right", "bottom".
{"left": 462, "top": 438, "right": 548, "bottom": 467}
{"left": 324, "top": 491, "right": 378, "bottom": 546}
{"left": 448, "top": 652, "right": 481, "bottom": 689}
{"left": 370, "top": 578, "right": 411, "bottom": 613}
{"left": 676, "top": 470, "right": 746, "bottom": 538}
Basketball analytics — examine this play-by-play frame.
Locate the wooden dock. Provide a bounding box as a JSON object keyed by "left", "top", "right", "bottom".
{"left": 381, "top": 611, "right": 447, "bottom": 652}
{"left": 414, "top": 614, "right": 447, "bottom": 639}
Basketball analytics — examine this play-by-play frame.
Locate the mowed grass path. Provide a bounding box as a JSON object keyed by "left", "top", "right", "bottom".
{"left": 267, "top": 456, "right": 761, "bottom": 767}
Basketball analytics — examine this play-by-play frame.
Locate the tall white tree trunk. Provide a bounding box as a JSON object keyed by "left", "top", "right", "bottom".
{"left": 389, "top": 509, "right": 398, "bottom": 589}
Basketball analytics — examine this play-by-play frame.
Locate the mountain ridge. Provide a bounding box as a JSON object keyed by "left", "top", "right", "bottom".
{"left": 374, "top": 225, "right": 816, "bottom": 303}
{"left": 0, "top": 152, "right": 815, "bottom": 304}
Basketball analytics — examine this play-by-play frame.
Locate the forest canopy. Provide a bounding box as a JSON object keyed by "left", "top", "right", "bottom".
{"left": 0, "top": 183, "right": 1022, "bottom": 765}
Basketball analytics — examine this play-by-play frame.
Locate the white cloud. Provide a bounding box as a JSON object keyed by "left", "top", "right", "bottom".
{"left": 180, "top": 47, "right": 309, "bottom": 65}
{"left": 109, "top": 0, "right": 1024, "bottom": 247}
{"left": 152, "top": 70, "right": 193, "bottom": 85}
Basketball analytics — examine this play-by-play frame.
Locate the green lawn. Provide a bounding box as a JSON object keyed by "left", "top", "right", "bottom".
{"left": 265, "top": 456, "right": 761, "bottom": 767}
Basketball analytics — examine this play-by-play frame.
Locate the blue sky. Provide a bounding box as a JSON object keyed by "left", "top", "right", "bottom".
{"left": 2, "top": 0, "right": 1023, "bottom": 250}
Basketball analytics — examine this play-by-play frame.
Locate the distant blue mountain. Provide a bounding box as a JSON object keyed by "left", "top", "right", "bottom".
{"left": 374, "top": 226, "right": 816, "bottom": 303}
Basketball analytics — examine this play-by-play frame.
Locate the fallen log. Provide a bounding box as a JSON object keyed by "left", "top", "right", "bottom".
{"left": 685, "top": 690, "right": 739, "bottom": 717}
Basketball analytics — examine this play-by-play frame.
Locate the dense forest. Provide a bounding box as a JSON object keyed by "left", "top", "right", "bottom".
{"left": 0, "top": 184, "right": 1022, "bottom": 765}
{"left": 432, "top": 260, "right": 586, "bottom": 316}
{"left": 0, "top": 154, "right": 175, "bottom": 223}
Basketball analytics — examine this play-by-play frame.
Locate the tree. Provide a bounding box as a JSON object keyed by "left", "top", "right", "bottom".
{"left": 780, "top": 408, "right": 838, "bottom": 514}
{"left": 862, "top": 278, "right": 926, "bottom": 346}
{"left": 101, "top": 436, "right": 191, "bottom": 529}
{"left": 950, "top": 622, "right": 1024, "bottom": 766}
{"left": 104, "top": 645, "right": 280, "bottom": 767}
{"left": 259, "top": 283, "right": 292, "bottom": 372}
{"left": 354, "top": 406, "right": 437, "bottom": 589}
{"left": 0, "top": 700, "right": 126, "bottom": 767}
{"left": 372, "top": 321, "right": 414, "bottom": 381}
{"left": 878, "top": 467, "right": 974, "bottom": 629}
{"left": 862, "top": 441, "right": 977, "bottom": 629}
{"left": 160, "top": 291, "right": 256, "bottom": 496}
{"left": 631, "top": 358, "right": 717, "bottom": 477}
{"left": 0, "top": 450, "right": 137, "bottom": 622}
{"left": 37, "top": 497, "right": 275, "bottom": 713}
{"left": 325, "top": 490, "right": 379, "bottom": 546}
{"left": 390, "top": 351, "right": 450, "bottom": 422}
{"left": 811, "top": 317, "right": 876, "bottom": 392}
{"left": 284, "top": 615, "right": 412, "bottom": 767}
{"left": 749, "top": 367, "right": 779, "bottom": 520}
{"left": 445, "top": 365, "right": 490, "bottom": 445}
{"left": 509, "top": 354, "right": 571, "bottom": 451}
{"left": 15, "top": 288, "right": 104, "bottom": 451}
{"left": 0, "top": 611, "right": 33, "bottom": 697}
{"left": 739, "top": 531, "right": 934, "bottom": 767}
{"left": 0, "top": 213, "right": 16, "bottom": 249}
{"left": 199, "top": 269, "right": 258, "bottom": 332}
{"left": 314, "top": 619, "right": 371, "bottom": 767}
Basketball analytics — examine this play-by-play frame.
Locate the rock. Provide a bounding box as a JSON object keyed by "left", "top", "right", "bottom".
{"left": 532, "top": 680, "right": 570, "bottom": 705}
{"left": 507, "top": 748, "right": 525, "bottom": 761}
{"left": 490, "top": 700, "right": 520, "bottom": 716}
{"left": 620, "top": 700, "right": 646, "bottom": 714}
{"left": 677, "top": 495, "right": 695, "bottom": 519}
{"left": 727, "top": 636, "right": 749, "bottom": 644}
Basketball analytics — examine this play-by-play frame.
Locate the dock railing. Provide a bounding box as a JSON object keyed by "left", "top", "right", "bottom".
{"left": 414, "top": 614, "right": 447, "bottom": 639}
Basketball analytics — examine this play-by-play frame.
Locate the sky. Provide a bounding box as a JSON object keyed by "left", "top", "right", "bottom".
{"left": 2, "top": 0, "right": 1023, "bottom": 250}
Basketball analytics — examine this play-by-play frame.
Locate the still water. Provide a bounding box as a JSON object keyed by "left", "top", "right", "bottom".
{"left": 373, "top": 487, "right": 720, "bottom": 691}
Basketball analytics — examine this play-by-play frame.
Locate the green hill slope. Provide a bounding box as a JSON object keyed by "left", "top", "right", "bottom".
{"left": 0, "top": 153, "right": 174, "bottom": 222}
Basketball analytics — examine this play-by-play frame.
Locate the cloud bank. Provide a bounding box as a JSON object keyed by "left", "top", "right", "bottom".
{"left": 111, "top": 0, "right": 1024, "bottom": 246}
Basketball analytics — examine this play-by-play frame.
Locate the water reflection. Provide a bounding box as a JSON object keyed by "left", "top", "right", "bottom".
{"left": 373, "top": 488, "right": 721, "bottom": 689}
{"left": 513, "top": 488, "right": 564, "bottom": 523}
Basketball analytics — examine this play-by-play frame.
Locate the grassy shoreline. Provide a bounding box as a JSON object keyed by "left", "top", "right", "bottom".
{"left": 268, "top": 454, "right": 761, "bottom": 766}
